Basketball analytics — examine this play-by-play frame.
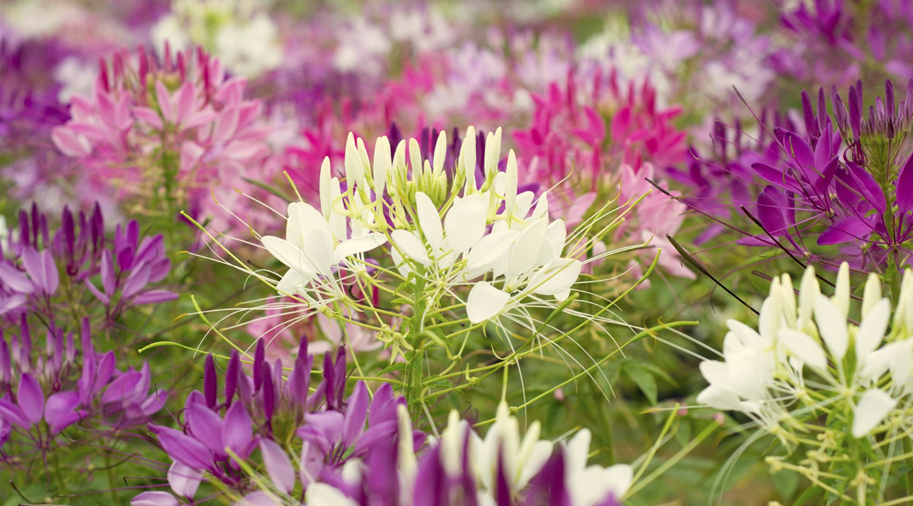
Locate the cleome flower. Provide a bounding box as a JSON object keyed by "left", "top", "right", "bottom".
{"left": 697, "top": 263, "right": 913, "bottom": 499}
{"left": 249, "top": 126, "right": 607, "bottom": 330}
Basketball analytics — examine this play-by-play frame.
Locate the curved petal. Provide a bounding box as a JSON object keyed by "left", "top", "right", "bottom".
{"left": 467, "top": 282, "right": 510, "bottom": 324}
{"left": 259, "top": 439, "right": 295, "bottom": 494}
{"left": 415, "top": 192, "right": 444, "bottom": 250}
{"left": 445, "top": 194, "right": 487, "bottom": 253}
{"left": 167, "top": 462, "right": 202, "bottom": 499}
{"left": 18, "top": 373, "right": 44, "bottom": 426}
{"left": 391, "top": 230, "right": 431, "bottom": 266}
{"left": 852, "top": 389, "right": 897, "bottom": 438}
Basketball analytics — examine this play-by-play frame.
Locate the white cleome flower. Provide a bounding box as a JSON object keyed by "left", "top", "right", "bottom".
{"left": 698, "top": 263, "right": 913, "bottom": 440}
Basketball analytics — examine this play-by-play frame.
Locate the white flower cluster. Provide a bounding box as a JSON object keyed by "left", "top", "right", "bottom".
{"left": 698, "top": 264, "right": 913, "bottom": 440}
{"left": 260, "top": 126, "right": 586, "bottom": 328}
{"left": 152, "top": 0, "right": 283, "bottom": 77}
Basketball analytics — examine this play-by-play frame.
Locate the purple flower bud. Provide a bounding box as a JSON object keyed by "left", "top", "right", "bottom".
{"left": 262, "top": 362, "right": 275, "bottom": 423}
{"left": 224, "top": 350, "right": 239, "bottom": 407}
{"left": 886, "top": 79, "right": 896, "bottom": 120}
{"left": 817, "top": 87, "right": 829, "bottom": 132}
{"left": 832, "top": 85, "right": 848, "bottom": 133}
{"left": 849, "top": 85, "right": 861, "bottom": 139}
{"left": 204, "top": 355, "right": 217, "bottom": 409}
{"left": 253, "top": 338, "right": 265, "bottom": 391}
{"left": 801, "top": 90, "right": 818, "bottom": 139}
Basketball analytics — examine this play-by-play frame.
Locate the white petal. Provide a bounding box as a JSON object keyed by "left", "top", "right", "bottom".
{"left": 262, "top": 236, "right": 316, "bottom": 275}
{"left": 287, "top": 202, "right": 327, "bottom": 247}
{"left": 328, "top": 178, "right": 347, "bottom": 241}
{"left": 852, "top": 389, "right": 897, "bottom": 438}
{"left": 545, "top": 219, "right": 566, "bottom": 257}
{"left": 862, "top": 273, "right": 882, "bottom": 319}
{"left": 465, "top": 230, "right": 518, "bottom": 275}
{"left": 391, "top": 230, "right": 430, "bottom": 266}
{"left": 517, "top": 439, "right": 552, "bottom": 488}
{"left": 833, "top": 262, "right": 850, "bottom": 316}
{"left": 344, "top": 132, "right": 365, "bottom": 191}
{"left": 603, "top": 464, "right": 633, "bottom": 499}
{"left": 459, "top": 126, "right": 477, "bottom": 190}
{"left": 699, "top": 361, "right": 728, "bottom": 387}
{"left": 433, "top": 130, "right": 447, "bottom": 175}
{"left": 528, "top": 258, "right": 581, "bottom": 296}
{"left": 467, "top": 282, "right": 509, "bottom": 323}
{"left": 305, "top": 483, "right": 358, "bottom": 506}
{"left": 334, "top": 233, "right": 386, "bottom": 264}
{"left": 372, "top": 136, "right": 390, "bottom": 197}
{"left": 506, "top": 218, "right": 547, "bottom": 281}
{"left": 444, "top": 194, "right": 487, "bottom": 252}
{"left": 814, "top": 295, "right": 848, "bottom": 360}
{"left": 304, "top": 228, "right": 335, "bottom": 277}
{"left": 415, "top": 192, "right": 444, "bottom": 250}
{"left": 798, "top": 266, "right": 819, "bottom": 328}
{"left": 515, "top": 191, "right": 534, "bottom": 220}
{"left": 856, "top": 298, "right": 889, "bottom": 363}
{"left": 696, "top": 385, "right": 742, "bottom": 411}
{"left": 319, "top": 158, "right": 332, "bottom": 218}
{"left": 504, "top": 150, "right": 518, "bottom": 215}
{"left": 780, "top": 328, "right": 827, "bottom": 371}
{"left": 564, "top": 429, "right": 591, "bottom": 474}
{"left": 276, "top": 268, "right": 307, "bottom": 295}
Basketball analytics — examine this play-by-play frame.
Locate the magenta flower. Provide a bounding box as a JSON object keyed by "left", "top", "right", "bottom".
{"left": 0, "top": 373, "right": 84, "bottom": 433}
{"left": 50, "top": 45, "right": 275, "bottom": 229}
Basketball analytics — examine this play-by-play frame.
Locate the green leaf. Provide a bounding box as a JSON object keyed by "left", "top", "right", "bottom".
{"left": 624, "top": 363, "right": 658, "bottom": 405}
{"left": 784, "top": 477, "right": 822, "bottom": 505}
{"left": 379, "top": 362, "right": 407, "bottom": 375}
{"left": 772, "top": 467, "right": 801, "bottom": 500}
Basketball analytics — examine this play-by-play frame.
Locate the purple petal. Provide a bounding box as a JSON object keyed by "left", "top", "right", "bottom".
{"left": 234, "top": 492, "right": 280, "bottom": 506}
{"left": 0, "top": 398, "right": 31, "bottom": 428}
{"left": 122, "top": 267, "right": 152, "bottom": 299}
{"left": 0, "top": 263, "right": 34, "bottom": 294}
{"left": 101, "top": 250, "right": 115, "bottom": 297}
{"left": 368, "top": 383, "right": 395, "bottom": 427}
{"left": 818, "top": 216, "right": 875, "bottom": 245}
{"left": 185, "top": 403, "right": 225, "bottom": 455}
{"left": 221, "top": 402, "right": 253, "bottom": 458}
{"left": 45, "top": 391, "right": 80, "bottom": 428}
{"left": 898, "top": 153, "right": 913, "bottom": 214}
{"left": 132, "top": 290, "right": 179, "bottom": 305}
{"left": 101, "top": 371, "right": 141, "bottom": 404}
{"left": 18, "top": 373, "right": 44, "bottom": 425}
{"left": 49, "top": 410, "right": 86, "bottom": 434}
{"left": 131, "top": 491, "right": 179, "bottom": 506}
{"left": 150, "top": 425, "right": 214, "bottom": 470}
{"left": 167, "top": 461, "right": 202, "bottom": 499}
{"left": 353, "top": 420, "right": 398, "bottom": 455}
{"left": 259, "top": 439, "right": 295, "bottom": 494}
{"left": 298, "top": 411, "right": 345, "bottom": 451}
{"left": 847, "top": 162, "right": 887, "bottom": 214}
{"left": 343, "top": 382, "right": 369, "bottom": 446}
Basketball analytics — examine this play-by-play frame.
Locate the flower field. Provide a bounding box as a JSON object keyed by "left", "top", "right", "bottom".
{"left": 1, "top": 1, "right": 913, "bottom": 505}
